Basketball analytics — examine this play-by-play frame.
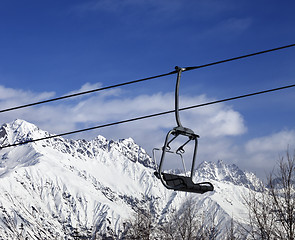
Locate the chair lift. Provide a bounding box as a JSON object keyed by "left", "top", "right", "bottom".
{"left": 153, "top": 66, "right": 214, "bottom": 194}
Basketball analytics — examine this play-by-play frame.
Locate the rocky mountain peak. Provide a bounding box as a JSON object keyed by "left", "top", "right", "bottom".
{"left": 0, "top": 119, "right": 48, "bottom": 147}
{"left": 195, "top": 159, "right": 261, "bottom": 190}
{"left": 0, "top": 120, "right": 154, "bottom": 169}
{"left": 0, "top": 119, "right": 262, "bottom": 239}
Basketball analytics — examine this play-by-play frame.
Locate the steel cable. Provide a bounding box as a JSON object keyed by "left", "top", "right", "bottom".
{"left": 0, "top": 43, "right": 294, "bottom": 114}
{"left": 1, "top": 83, "right": 294, "bottom": 149}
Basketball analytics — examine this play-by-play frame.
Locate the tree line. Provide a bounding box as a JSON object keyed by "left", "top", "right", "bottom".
{"left": 98, "top": 150, "right": 295, "bottom": 240}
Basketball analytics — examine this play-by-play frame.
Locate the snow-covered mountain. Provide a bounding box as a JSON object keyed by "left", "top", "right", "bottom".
{"left": 0, "top": 120, "right": 259, "bottom": 239}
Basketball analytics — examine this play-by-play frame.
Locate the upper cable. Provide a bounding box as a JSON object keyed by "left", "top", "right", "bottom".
{"left": 1, "top": 82, "right": 294, "bottom": 149}
{"left": 0, "top": 43, "right": 294, "bottom": 114}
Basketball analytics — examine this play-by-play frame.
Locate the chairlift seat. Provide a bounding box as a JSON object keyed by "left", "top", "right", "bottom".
{"left": 161, "top": 173, "right": 214, "bottom": 194}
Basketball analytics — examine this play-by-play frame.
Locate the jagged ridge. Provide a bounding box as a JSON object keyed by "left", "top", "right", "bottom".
{"left": 0, "top": 119, "right": 260, "bottom": 239}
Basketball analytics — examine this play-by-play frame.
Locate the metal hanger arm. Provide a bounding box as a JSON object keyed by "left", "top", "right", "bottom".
{"left": 175, "top": 66, "right": 186, "bottom": 127}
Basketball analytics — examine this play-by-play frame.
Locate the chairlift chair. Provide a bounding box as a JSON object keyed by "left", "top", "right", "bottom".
{"left": 153, "top": 66, "right": 214, "bottom": 194}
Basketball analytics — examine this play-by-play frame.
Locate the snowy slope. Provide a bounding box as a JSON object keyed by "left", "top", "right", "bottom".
{"left": 0, "top": 120, "right": 258, "bottom": 239}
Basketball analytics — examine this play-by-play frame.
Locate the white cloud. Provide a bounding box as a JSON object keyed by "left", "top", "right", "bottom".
{"left": 0, "top": 85, "right": 55, "bottom": 104}
{"left": 66, "top": 82, "right": 103, "bottom": 95}
{"left": 3, "top": 83, "right": 293, "bottom": 180}
{"left": 245, "top": 130, "right": 295, "bottom": 154}
{"left": 0, "top": 85, "right": 56, "bottom": 128}
{"left": 0, "top": 83, "right": 246, "bottom": 145}
{"left": 232, "top": 130, "right": 295, "bottom": 178}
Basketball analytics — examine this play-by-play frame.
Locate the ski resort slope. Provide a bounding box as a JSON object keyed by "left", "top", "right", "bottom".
{"left": 0, "top": 119, "right": 258, "bottom": 239}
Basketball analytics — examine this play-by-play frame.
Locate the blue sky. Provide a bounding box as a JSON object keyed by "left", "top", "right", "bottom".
{"left": 0, "top": 0, "right": 295, "bottom": 178}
